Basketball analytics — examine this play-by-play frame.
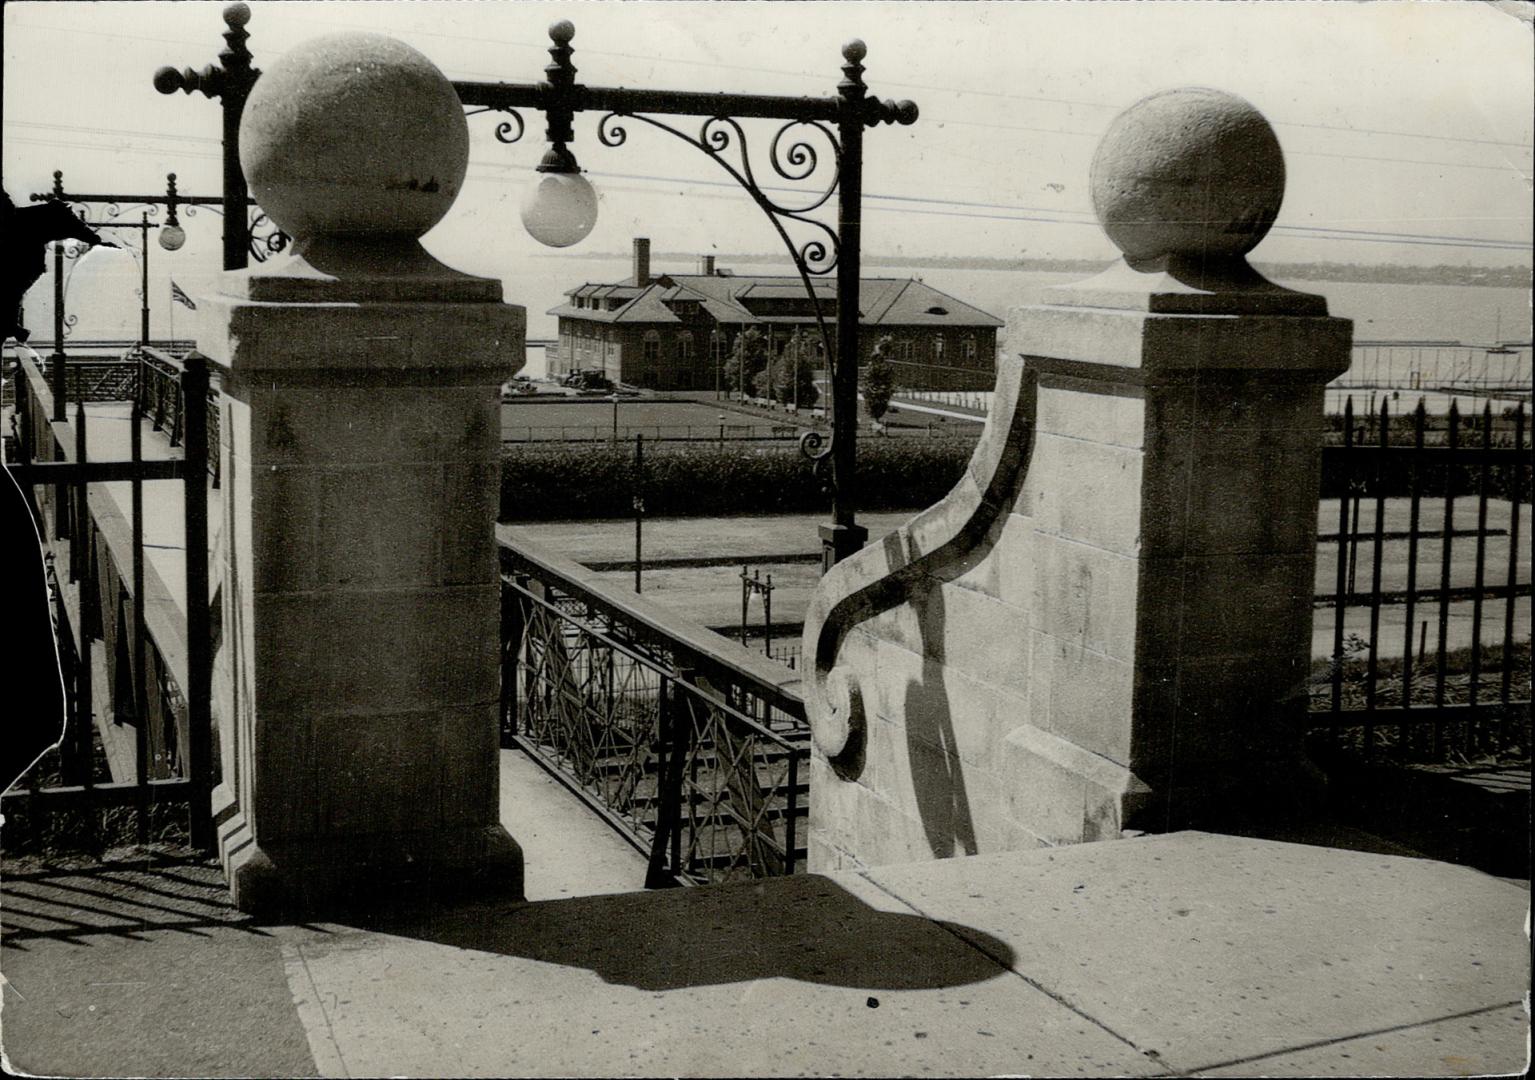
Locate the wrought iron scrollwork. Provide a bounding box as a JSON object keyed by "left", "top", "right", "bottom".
{"left": 247, "top": 210, "right": 289, "bottom": 263}
{"left": 104, "top": 201, "right": 161, "bottom": 222}
{"left": 466, "top": 105, "right": 527, "bottom": 145}
{"left": 596, "top": 110, "right": 845, "bottom": 487}
{"left": 602, "top": 113, "right": 841, "bottom": 282}
{"left": 798, "top": 428, "right": 833, "bottom": 486}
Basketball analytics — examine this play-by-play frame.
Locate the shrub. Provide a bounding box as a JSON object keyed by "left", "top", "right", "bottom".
{"left": 865, "top": 336, "right": 895, "bottom": 423}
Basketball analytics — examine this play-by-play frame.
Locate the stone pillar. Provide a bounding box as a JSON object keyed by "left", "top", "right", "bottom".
{"left": 196, "top": 32, "right": 524, "bottom": 915}
{"left": 804, "top": 88, "right": 1351, "bottom": 871}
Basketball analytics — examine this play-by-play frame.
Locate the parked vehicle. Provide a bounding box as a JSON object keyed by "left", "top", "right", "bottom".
{"left": 561, "top": 369, "right": 614, "bottom": 392}
{"left": 500, "top": 375, "right": 538, "bottom": 399}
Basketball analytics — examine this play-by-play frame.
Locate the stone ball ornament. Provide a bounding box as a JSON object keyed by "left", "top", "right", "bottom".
{"left": 1089, "top": 87, "right": 1285, "bottom": 265}
{"left": 238, "top": 32, "right": 469, "bottom": 243}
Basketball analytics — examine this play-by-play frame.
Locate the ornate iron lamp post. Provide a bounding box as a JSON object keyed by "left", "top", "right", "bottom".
{"left": 151, "top": 1, "right": 279, "bottom": 271}
{"left": 31, "top": 170, "right": 221, "bottom": 418}
{"left": 456, "top": 21, "right": 918, "bottom": 569}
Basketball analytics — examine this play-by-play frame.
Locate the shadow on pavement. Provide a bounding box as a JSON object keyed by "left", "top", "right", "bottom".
{"left": 364, "top": 870, "right": 1016, "bottom": 993}
{"left": 0, "top": 853, "right": 325, "bottom": 1079}
{"left": 0, "top": 853, "right": 333, "bottom": 949}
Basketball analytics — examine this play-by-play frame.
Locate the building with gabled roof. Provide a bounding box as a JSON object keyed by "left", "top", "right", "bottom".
{"left": 547, "top": 239, "right": 1004, "bottom": 391}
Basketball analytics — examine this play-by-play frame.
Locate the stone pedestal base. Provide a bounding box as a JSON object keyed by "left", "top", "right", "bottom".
{"left": 1001, "top": 724, "right": 1329, "bottom": 846}
{"left": 214, "top": 784, "right": 523, "bottom": 918}
{"left": 820, "top": 522, "right": 868, "bottom": 574}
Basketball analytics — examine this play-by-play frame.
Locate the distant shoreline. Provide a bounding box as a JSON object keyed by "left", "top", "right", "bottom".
{"left": 554, "top": 251, "right": 1532, "bottom": 289}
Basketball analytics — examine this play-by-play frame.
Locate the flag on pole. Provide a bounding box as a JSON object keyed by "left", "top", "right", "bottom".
{"left": 170, "top": 280, "right": 197, "bottom": 310}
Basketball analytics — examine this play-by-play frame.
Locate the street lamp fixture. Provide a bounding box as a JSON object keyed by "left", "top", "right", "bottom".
{"left": 159, "top": 175, "right": 186, "bottom": 251}
{"left": 520, "top": 23, "right": 598, "bottom": 248}
{"left": 29, "top": 170, "right": 210, "bottom": 413}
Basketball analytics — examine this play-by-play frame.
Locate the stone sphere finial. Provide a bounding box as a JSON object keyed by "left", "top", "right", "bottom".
{"left": 843, "top": 39, "right": 867, "bottom": 63}
{"left": 224, "top": 2, "right": 251, "bottom": 29}
{"left": 1089, "top": 87, "right": 1285, "bottom": 265}
{"left": 238, "top": 32, "right": 469, "bottom": 244}
{"left": 549, "top": 20, "right": 575, "bottom": 45}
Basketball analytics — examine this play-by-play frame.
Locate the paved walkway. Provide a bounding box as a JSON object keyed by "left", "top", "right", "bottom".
{"left": 506, "top": 513, "right": 915, "bottom": 635}
{"left": 499, "top": 748, "right": 650, "bottom": 902}
{"left": 3, "top": 833, "right": 1526, "bottom": 1077}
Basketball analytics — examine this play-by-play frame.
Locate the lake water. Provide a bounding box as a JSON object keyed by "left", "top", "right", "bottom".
{"left": 501, "top": 256, "right": 1532, "bottom": 347}
{"left": 33, "top": 250, "right": 1531, "bottom": 394}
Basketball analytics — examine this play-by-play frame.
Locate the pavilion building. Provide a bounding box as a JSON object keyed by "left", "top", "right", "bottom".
{"left": 546, "top": 239, "right": 1004, "bottom": 391}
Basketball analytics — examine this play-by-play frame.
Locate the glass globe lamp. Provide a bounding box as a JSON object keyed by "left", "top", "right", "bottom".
{"left": 159, "top": 223, "right": 187, "bottom": 251}
{"left": 520, "top": 170, "right": 598, "bottom": 248}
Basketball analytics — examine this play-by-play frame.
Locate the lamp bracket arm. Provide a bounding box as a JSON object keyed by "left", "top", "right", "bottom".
{"left": 592, "top": 108, "right": 842, "bottom": 485}
{"left": 455, "top": 79, "right": 841, "bottom": 125}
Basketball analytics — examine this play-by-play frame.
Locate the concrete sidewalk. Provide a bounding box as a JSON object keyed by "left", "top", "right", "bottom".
{"left": 3, "top": 832, "right": 1527, "bottom": 1078}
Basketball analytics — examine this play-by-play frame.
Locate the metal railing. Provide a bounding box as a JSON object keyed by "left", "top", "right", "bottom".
{"left": 3, "top": 349, "right": 215, "bottom": 851}
{"left": 1310, "top": 397, "right": 1531, "bottom": 759}
{"left": 887, "top": 358, "right": 997, "bottom": 393}
{"left": 501, "top": 421, "right": 974, "bottom": 443}
{"left": 1334, "top": 341, "right": 1532, "bottom": 394}
{"left": 500, "top": 533, "right": 808, "bottom": 886}
{"left": 135, "top": 347, "right": 221, "bottom": 488}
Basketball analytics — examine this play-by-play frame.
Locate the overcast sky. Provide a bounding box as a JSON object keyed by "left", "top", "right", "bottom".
{"left": 5, "top": 0, "right": 1532, "bottom": 283}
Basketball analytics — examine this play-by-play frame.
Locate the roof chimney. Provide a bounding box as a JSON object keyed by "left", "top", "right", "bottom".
{"left": 698, "top": 254, "right": 716, "bottom": 276}
{"left": 633, "top": 237, "right": 651, "bottom": 287}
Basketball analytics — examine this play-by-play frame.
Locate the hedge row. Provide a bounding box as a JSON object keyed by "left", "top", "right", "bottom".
{"left": 501, "top": 436, "right": 1531, "bottom": 522}
{"left": 501, "top": 437, "right": 976, "bottom": 521}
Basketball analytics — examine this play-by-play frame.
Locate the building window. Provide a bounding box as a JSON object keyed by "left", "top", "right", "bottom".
{"left": 964, "top": 336, "right": 977, "bottom": 363}
{"left": 897, "top": 339, "right": 912, "bottom": 362}
{"left": 933, "top": 335, "right": 946, "bottom": 363}
{"left": 678, "top": 331, "right": 694, "bottom": 363}
{"left": 643, "top": 330, "right": 661, "bottom": 364}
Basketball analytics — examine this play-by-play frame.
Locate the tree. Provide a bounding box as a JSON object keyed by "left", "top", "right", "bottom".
{"left": 756, "top": 346, "right": 820, "bottom": 408}
{"left": 724, "top": 328, "right": 769, "bottom": 399}
{"left": 864, "top": 334, "right": 895, "bottom": 427}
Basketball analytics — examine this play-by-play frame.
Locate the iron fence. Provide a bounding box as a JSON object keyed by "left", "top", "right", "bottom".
{"left": 766, "top": 639, "right": 802, "bottom": 671}
{"left": 1310, "top": 396, "right": 1531, "bottom": 760}
{"left": 3, "top": 348, "right": 215, "bottom": 851}
{"left": 500, "top": 536, "right": 808, "bottom": 886}
{"left": 501, "top": 421, "right": 972, "bottom": 443}
{"left": 1335, "top": 341, "right": 1532, "bottom": 394}
{"left": 886, "top": 358, "right": 996, "bottom": 394}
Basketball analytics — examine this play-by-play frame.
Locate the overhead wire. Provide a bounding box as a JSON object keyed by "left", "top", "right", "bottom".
{"left": 10, "top": 12, "right": 1534, "bottom": 157}
{"left": 11, "top": 129, "right": 1528, "bottom": 252}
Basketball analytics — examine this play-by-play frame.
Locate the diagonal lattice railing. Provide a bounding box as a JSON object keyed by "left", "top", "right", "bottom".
{"left": 501, "top": 538, "right": 809, "bottom": 887}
